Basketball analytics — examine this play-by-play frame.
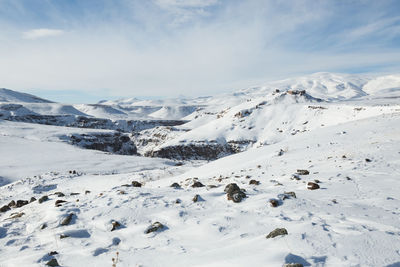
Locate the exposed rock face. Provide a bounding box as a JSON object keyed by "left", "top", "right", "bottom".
{"left": 147, "top": 140, "right": 254, "bottom": 160}
{"left": 266, "top": 228, "right": 288, "bottom": 238}
{"left": 62, "top": 132, "right": 137, "bottom": 155}
{"left": 2, "top": 112, "right": 186, "bottom": 132}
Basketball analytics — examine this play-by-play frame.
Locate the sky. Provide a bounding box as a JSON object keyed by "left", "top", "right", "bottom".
{"left": 0, "top": 0, "right": 399, "bottom": 103}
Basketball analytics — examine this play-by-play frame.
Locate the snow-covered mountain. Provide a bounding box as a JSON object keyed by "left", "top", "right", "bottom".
{"left": 0, "top": 88, "right": 53, "bottom": 103}
{"left": 0, "top": 72, "right": 400, "bottom": 266}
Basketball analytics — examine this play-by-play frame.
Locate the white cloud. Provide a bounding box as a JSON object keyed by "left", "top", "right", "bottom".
{"left": 23, "top": 28, "right": 64, "bottom": 39}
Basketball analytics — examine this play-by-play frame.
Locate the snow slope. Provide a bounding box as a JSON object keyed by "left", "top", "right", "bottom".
{"left": 0, "top": 72, "right": 400, "bottom": 266}
{"left": 0, "top": 88, "right": 53, "bottom": 103}
{"left": 0, "top": 111, "right": 399, "bottom": 266}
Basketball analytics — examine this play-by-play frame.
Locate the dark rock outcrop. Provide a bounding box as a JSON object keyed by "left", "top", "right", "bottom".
{"left": 63, "top": 132, "right": 137, "bottom": 155}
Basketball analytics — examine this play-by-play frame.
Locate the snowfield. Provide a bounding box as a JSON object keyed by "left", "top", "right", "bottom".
{"left": 0, "top": 73, "right": 399, "bottom": 267}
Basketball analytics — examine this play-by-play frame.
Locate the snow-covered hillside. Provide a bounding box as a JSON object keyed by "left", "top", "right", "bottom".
{"left": 0, "top": 88, "right": 53, "bottom": 103}
{"left": 0, "top": 72, "right": 399, "bottom": 266}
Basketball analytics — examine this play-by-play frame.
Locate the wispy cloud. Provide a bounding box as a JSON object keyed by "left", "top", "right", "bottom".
{"left": 0, "top": 0, "right": 399, "bottom": 102}
{"left": 22, "top": 28, "right": 64, "bottom": 39}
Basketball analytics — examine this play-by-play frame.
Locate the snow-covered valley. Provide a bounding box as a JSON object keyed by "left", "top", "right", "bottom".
{"left": 0, "top": 73, "right": 400, "bottom": 267}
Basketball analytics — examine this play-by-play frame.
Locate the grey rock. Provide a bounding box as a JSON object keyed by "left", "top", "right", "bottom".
{"left": 227, "top": 190, "right": 246, "bottom": 203}
{"left": 132, "top": 181, "right": 142, "bottom": 187}
{"left": 111, "top": 221, "right": 121, "bottom": 231}
{"left": 224, "top": 183, "right": 240, "bottom": 195}
{"left": 60, "top": 213, "right": 74, "bottom": 226}
{"left": 192, "top": 181, "right": 205, "bottom": 188}
{"left": 307, "top": 182, "right": 320, "bottom": 190}
{"left": 266, "top": 228, "right": 288, "bottom": 238}
{"left": 145, "top": 222, "right": 164, "bottom": 234}
{"left": 0, "top": 205, "right": 10, "bottom": 212}
{"left": 170, "top": 183, "right": 181, "bottom": 189}
{"left": 46, "top": 258, "right": 59, "bottom": 266}
{"left": 296, "top": 169, "right": 309, "bottom": 175}
{"left": 16, "top": 200, "right": 29, "bottom": 208}
{"left": 249, "top": 180, "right": 260, "bottom": 185}
{"left": 38, "top": 195, "right": 49, "bottom": 204}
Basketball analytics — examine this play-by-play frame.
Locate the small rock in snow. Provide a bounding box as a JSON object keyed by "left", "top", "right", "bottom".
{"left": 170, "top": 182, "right": 181, "bottom": 189}
{"left": 192, "top": 194, "right": 201, "bottom": 202}
{"left": 111, "top": 221, "right": 121, "bottom": 231}
{"left": 132, "top": 181, "right": 142, "bottom": 187}
{"left": 307, "top": 182, "right": 320, "bottom": 190}
{"left": 46, "top": 258, "right": 60, "bottom": 266}
{"left": 266, "top": 228, "right": 288, "bottom": 238}
{"left": 227, "top": 190, "right": 246, "bottom": 203}
{"left": 296, "top": 169, "right": 310, "bottom": 175}
{"left": 192, "top": 181, "right": 205, "bottom": 188}
{"left": 60, "top": 213, "right": 74, "bottom": 226}
{"left": 269, "top": 199, "right": 279, "bottom": 207}
{"left": 145, "top": 222, "right": 164, "bottom": 234}
{"left": 0, "top": 205, "right": 10, "bottom": 212}
{"left": 249, "top": 179, "right": 260, "bottom": 185}
{"left": 16, "top": 200, "right": 29, "bottom": 208}
{"left": 38, "top": 196, "right": 49, "bottom": 203}
{"left": 224, "top": 183, "right": 241, "bottom": 194}
{"left": 283, "top": 264, "right": 303, "bottom": 267}
{"left": 55, "top": 200, "right": 67, "bottom": 207}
